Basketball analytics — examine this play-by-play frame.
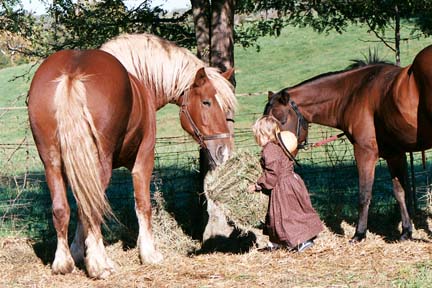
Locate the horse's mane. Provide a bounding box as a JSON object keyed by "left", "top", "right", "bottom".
{"left": 346, "top": 58, "right": 395, "bottom": 70}
{"left": 267, "top": 50, "right": 398, "bottom": 111}
{"left": 100, "top": 33, "right": 236, "bottom": 112}
{"left": 290, "top": 50, "right": 396, "bottom": 89}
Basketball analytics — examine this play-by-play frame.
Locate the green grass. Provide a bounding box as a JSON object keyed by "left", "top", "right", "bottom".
{"left": 392, "top": 261, "right": 432, "bottom": 287}
{"left": 0, "top": 63, "right": 37, "bottom": 107}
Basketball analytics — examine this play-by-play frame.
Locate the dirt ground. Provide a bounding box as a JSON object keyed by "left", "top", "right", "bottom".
{"left": 1, "top": 219, "right": 432, "bottom": 288}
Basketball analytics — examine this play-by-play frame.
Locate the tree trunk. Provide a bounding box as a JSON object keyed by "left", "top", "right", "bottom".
{"left": 190, "top": 0, "right": 238, "bottom": 246}
{"left": 191, "top": 0, "right": 211, "bottom": 65}
{"left": 395, "top": 4, "right": 401, "bottom": 66}
{"left": 210, "top": 0, "right": 235, "bottom": 85}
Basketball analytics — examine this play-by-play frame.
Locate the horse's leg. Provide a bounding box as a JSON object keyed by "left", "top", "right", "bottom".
{"left": 351, "top": 144, "right": 378, "bottom": 243}
{"left": 386, "top": 154, "right": 413, "bottom": 240}
{"left": 83, "top": 223, "right": 115, "bottom": 279}
{"left": 45, "top": 165, "right": 75, "bottom": 274}
{"left": 82, "top": 166, "right": 115, "bottom": 279}
{"left": 132, "top": 141, "right": 163, "bottom": 264}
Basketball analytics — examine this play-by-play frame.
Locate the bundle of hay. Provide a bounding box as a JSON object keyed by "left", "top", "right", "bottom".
{"left": 204, "top": 150, "right": 268, "bottom": 230}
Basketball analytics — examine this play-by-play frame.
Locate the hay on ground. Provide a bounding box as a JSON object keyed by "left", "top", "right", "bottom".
{"left": 151, "top": 191, "right": 200, "bottom": 253}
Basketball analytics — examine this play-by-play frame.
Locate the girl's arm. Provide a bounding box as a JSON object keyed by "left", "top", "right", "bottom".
{"left": 255, "top": 147, "right": 279, "bottom": 191}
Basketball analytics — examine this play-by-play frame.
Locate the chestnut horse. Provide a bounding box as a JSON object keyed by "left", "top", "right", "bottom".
{"left": 265, "top": 45, "right": 432, "bottom": 243}
{"left": 28, "top": 33, "right": 236, "bottom": 278}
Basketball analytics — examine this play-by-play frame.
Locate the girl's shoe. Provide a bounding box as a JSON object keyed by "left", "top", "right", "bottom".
{"left": 296, "top": 240, "right": 314, "bottom": 252}
{"left": 258, "top": 242, "right": 281, "bottom": 252}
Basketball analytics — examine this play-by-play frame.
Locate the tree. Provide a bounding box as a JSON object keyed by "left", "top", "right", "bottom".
{"left": 191, "top": 0, "right": 235, "bottom": 74}
{"left": 284, "top": 0, "right": 432, "bottom": 65}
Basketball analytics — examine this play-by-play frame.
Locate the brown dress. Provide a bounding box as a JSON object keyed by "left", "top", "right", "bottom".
{"left": 256, "top": 141, "right": 324, "bottom": 248}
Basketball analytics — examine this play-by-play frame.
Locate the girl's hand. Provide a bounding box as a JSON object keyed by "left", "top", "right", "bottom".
{"left": 247, "top": 184, "right": 256, "bottom": 193}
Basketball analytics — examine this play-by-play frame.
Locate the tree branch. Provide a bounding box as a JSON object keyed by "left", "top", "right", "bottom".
{"left": 366, "top": 19, "right": 395, "bottom": 52}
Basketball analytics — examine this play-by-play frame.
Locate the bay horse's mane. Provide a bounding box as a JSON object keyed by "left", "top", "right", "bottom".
{"left": 268, "top": 55, "right": 397, "bottom": 110}
{"left": 100, "top": 33, "right": 236, "bottom": 112}
{"left": 287, "top": 55, "right": 396, "bottom": 90}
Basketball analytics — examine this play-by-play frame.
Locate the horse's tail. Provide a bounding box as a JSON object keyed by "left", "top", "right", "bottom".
{"left": 53, "top": 73, "right": 112, "bottom": 231}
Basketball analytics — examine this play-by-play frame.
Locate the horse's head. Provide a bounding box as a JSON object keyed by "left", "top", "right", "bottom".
{"left": 179, "top": 67, "right": 235, "bottom": 168}
{"left": 264, "top": 89, "right": 309, "bottom": 153}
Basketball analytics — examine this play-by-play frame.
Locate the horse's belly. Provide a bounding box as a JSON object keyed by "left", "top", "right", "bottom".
{"left": 382, "top": 116, "right": 432, "bottom": 153}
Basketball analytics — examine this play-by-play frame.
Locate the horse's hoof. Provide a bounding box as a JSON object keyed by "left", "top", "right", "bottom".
{"left": 400, "top": 229, "right": 413, "bottom": 241}
{"left": 349, "top": 232, "right": 366, "bottom": 244}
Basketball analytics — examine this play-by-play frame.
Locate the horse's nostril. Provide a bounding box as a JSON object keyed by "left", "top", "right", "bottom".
{"left": 215, "top": 145, "right": 229, "bottom": 164}
{"left": 216, "top": 145, "right": 224, "bottom": 160}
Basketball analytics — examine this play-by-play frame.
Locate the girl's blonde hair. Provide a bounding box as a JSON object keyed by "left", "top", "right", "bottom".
{"left": 252, "top": 115, "right": 281, "bottom": 147}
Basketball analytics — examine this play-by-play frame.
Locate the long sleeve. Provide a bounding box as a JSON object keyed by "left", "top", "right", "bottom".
{"left": 256, "top": 144, "right": 280, "bottom": 191}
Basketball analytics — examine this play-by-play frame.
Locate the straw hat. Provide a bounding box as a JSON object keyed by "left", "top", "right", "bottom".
{"left": 277, "top": 131, "right": 298, "bottom": 153}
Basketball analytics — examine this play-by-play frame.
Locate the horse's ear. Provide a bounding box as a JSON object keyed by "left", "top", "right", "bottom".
{"left": 193, "top": 67, "right": 208, "bottom": 87}
{"left": 268, "top": 91, "right": 274, "bottom": 100}
{"left": 221, "top": 68, "right": 235, "bottom": 80}
{"left": 177, "top": 94, "right": 184, "bottom": 105}
{"left": 280, "top": 90, "right": 290, "bottom": 105}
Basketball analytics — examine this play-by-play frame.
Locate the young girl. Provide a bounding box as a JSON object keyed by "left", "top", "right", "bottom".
{"left": 248, "top": 115, "right": 323, "bottom": 252}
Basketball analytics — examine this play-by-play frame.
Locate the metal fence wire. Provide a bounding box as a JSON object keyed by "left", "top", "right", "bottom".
{"left": 1, "top": 103, "right": 432, "bottom": 237}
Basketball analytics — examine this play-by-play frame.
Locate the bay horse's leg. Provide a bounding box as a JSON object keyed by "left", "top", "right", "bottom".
{"left": 132, "top": 141, "right": 163, "bottom": 264}
{"left": 386, "top": 154, "right": 413, "bottom": 240}
{"left": 45, "top": 164, "right": 75, "bottom": 274}
{"left": 351, "top": 144, "right": 379, "bottom": 243}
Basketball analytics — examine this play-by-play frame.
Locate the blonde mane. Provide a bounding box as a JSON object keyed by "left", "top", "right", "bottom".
{"left": 100, "top": 33, "right": 236, "bottom": 112}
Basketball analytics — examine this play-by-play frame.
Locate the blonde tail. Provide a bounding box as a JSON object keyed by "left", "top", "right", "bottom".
{"left": 54, "top": 74, "right": 112, "bottom": 231}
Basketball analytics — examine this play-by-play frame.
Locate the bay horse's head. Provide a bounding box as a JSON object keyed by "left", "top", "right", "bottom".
{"left": 264, "top": 89, "right": 309, "bottom": 154}
{"left": 179, "top": 67, "right": 236, "bottom": 168}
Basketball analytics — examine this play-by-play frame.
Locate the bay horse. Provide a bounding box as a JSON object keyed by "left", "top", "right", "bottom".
{"left": 264, "top": 45, "right": 432, "bottom": 243}
{"left": 28, "top": 33, "right": 236, "bottom": 278}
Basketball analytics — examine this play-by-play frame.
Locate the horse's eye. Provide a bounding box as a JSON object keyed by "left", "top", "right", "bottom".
{"left": 202, "top": 99, "right": 211, "bottom": 106}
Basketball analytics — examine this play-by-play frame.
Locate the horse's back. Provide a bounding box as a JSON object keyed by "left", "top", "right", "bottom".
{"left": 410, "top": 44, "right": 432, "bottom": 88}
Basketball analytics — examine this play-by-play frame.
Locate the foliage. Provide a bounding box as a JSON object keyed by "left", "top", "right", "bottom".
{"left": 237, "top": 0, "right": 432, "bottom": 63}
{"left": 0, "top": 0, "right": 196, "bottom": 58}
{"left": 0, "top": 0, "right": 293, "bottom": 61}
{"left": 2, "top": 1, "right": 432, "bottom": 64}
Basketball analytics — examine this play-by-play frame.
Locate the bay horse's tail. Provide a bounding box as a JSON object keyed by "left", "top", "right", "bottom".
{"left": 53, "top": 73, "right": 112, "bottom": 231}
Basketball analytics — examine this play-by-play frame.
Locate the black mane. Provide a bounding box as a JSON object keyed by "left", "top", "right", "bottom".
{"left": 346, "top": 48, "right": 395, "bottom": 70}
{"left": 266, "top": 48, "right": 397, "bottom": 111}
{"left": 290, "top": 49, "right": 395, "bottom": 89}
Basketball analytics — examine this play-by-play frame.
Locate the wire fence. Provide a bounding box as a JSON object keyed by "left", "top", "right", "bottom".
{"left": 1, "top": 98, "right": 432, "bottom": 237}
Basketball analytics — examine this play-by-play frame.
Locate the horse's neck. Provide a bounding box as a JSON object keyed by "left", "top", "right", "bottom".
{"left": 131, "top": 71, "right": 178, "bottom": 111}
{"left": 100, "top": 43, "right": 194, "bottom": 111}
{"left": 290, "top": 83, "right": 342, "bottom": 128}
{"left": 290, "top": 68, "right": 382, "bottom": 128}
